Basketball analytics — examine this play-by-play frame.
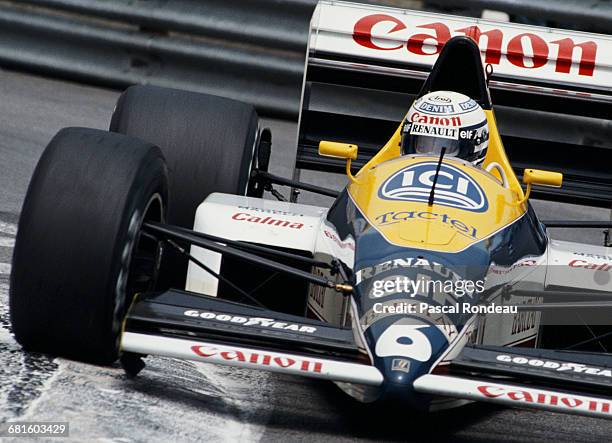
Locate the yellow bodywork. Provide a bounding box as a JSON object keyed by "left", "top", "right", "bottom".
{"left": 347, "top": 109, "right": 529, "bottom": 253}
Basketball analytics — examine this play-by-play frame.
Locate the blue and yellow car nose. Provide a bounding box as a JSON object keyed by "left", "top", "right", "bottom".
{"left": 363, "top": 312, "right": 449, "bottom": 405}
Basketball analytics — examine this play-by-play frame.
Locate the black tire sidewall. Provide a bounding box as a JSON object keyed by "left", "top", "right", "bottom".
{"left": 10, "top": 128, "right": 168, "bottom": 364}
{"left": 110, "top": 86, "right": 259, "bottom": 289}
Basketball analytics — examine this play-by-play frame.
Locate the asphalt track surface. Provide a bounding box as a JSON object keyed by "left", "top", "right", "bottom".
{"left": 0, "top": 67, "right": 611, "bottom": 442}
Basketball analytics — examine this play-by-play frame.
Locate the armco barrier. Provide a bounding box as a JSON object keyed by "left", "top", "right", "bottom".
{"left": 0, "top": 0, "right": 317, "bottom": 118}
{"left": 0, "top": 0, "right": 610, "bottom": 118}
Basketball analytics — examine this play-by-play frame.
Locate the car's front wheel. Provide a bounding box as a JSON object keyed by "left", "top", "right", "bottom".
{"left": 10, "top": 127, "right": 168, "bottom": 365}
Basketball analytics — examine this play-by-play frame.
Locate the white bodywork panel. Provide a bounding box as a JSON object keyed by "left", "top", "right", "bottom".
{"left": 311, "top": 1, "right": 612, "bottom": 95}
{"left": 185, "top": 193, "right": 355, "bottom": 325}
{"left": 479, "top": 252, "right": 548, "bottom": 347}
{"left": 309, "top": 227, "right": 356, "bottom": 325}
{"left": 186, "top": 193, "right": 355, "bottom": 325}
{"left": 186, "top": 193, "right": 328, "bottom": 295}
{"left": 546, "top": 239, "right": 612, "bottom": 292}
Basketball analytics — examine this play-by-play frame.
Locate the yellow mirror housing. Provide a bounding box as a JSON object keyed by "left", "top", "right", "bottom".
{"left": 516, "top": 168, "right": 563, "bottom": 206}
{"left": 523, "top": 169, "right": 563, "bottom": 187}
{"left": 318, "top": 141, "right": 358, "bottom": 160}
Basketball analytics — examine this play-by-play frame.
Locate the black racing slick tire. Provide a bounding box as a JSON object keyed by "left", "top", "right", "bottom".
{"left": 109, "top": 85, "right": 259, "bottom": 290}
{"left": 10, "top": 128, "right": 168, "bottom": 365}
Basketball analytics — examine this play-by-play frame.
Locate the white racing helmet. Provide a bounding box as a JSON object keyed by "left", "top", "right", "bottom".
{"left": 401, "top": 91, "right": 489, "bottom": 165}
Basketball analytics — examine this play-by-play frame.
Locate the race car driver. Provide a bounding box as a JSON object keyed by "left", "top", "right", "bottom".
{"left": 401, "top": 91, "right": 490, "bottom": 165}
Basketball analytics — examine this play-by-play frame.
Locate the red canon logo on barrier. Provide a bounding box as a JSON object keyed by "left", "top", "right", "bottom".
{"left": 353, "top": 14, "right": 597, "bottom": 76}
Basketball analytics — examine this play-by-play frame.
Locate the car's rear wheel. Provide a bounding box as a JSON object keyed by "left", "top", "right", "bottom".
{"left": 9, "top": 127, "right": 168, "bottom": 364}
{"left": 109, "top": 85, "right": 260, "bottom": 290}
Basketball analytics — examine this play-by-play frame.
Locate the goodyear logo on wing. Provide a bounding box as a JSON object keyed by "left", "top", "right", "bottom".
{"left": 379, "top": 162, "right": 488, "bottom": 213}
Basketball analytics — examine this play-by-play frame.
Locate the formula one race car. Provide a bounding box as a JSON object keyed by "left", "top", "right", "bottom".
{"left": 9, "top": 1, "right": 612, "bottom": 419}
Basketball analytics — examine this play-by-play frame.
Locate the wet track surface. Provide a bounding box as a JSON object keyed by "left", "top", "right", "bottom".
{"left": 0, "top": 67, "right": 611, "bottom": 441}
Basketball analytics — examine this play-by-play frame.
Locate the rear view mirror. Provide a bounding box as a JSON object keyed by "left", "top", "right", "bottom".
{"left": 318, "top": 141, "right": 358, "bottom": 160}
{"left": 319, "top": 141, "right": 360, "bottom": 183}
{"left": 523, "top": 169, "right": 563, "bottom": 188}
{"left": 518, "top": 168, "right": 563, "bottom": 205}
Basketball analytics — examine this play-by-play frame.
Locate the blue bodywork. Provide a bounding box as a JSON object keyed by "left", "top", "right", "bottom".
{"left": 327, "top": 190, "right": 547, "bottom": 405}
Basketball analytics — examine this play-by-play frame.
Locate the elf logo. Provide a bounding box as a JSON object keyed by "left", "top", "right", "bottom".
{"left": 379, "top": 162, "right": 488, "bottom": 212}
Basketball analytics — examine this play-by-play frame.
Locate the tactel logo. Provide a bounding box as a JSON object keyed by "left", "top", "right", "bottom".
{"left": 379, "top": 162, "right": 488, "bottom": 212}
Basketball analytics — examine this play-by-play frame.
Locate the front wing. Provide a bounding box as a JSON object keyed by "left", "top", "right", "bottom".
{"left": 121, "top": 290, "right": 383, "bottom": 386}
{"left": 414, "top": 375, "right": 610, "bottom": 419}
{"left": 120, "top": 291, "right": 611, "bottom": 419}
{"left": 416, "top": 345, "right": 612, "bottom": 419}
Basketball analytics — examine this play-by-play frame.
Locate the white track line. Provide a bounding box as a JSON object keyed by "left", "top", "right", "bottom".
{"left": 0, "top": 263, "right": 11, "bottom": 275}
{"left": 0, "top": 236, "right": 15, "bottom": 247}
{"left": 0, "top": 221, "right": 17, "bottom": 236}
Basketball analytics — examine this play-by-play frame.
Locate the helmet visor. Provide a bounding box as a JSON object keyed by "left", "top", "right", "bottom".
{"left": 401, "top": 119, "right": 489, "bottom": 163}
{"left": 412, "top": 136, "right": 461, "bottom": 157}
